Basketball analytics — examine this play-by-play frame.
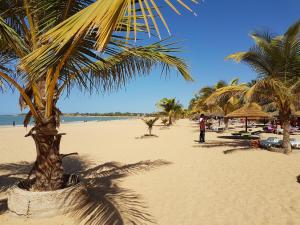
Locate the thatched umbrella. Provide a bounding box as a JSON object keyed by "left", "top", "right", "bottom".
{"left": 203, "top": 111, "right": 224, "bottom": 118}
{"left": 225, "top": 103, "right": 270, "bottom": 132}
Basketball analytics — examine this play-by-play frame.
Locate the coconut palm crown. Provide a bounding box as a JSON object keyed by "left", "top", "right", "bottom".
{"left": 0, "top": 0, "right": 196, "bottom": 190}
{"left": 188, "top": 80, "right": 227, "bottom": 113}
{"left": 156, "top": 98, "right": 183, "bottom": 125}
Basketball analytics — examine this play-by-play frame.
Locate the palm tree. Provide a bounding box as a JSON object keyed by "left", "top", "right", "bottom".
{"left": 0, "top": 0, "right": 195, "bottom": 191}
{"left": 205, "top": 78, "right": 246, "bottom": 129}
{"left": 142, "top": 117, "right": 159, "bottom": 136}
{"left": 189, "top": 80, "right": 227, "bottom": 113}
{"left": 156, "top": 98, "right": 183, "bottom": 125}
{"left": 189, "top": 79, "right": 242, "bottom": 129}
{"left": 161, "top": 118, "right": 169, "bottom": 126}
{"left": 211, "top": 20, "right": 300, "bottom": 153}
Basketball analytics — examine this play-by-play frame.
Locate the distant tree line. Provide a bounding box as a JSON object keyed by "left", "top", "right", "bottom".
{"left": 62, "top": 112, "right": 160, "bottom": 117}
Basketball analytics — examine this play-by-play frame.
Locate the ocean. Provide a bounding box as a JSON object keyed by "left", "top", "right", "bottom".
{"left": 0, "top": 115, "right": 131, "bottom": 126}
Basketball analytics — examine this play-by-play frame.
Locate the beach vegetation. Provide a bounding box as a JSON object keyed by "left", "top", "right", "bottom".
{"left": 205, "top": 78, "right": 247, "bottom": 129}
{"left": 208, "top": 20, "right": 300, "bottom": 154}
{"left": 189, "top": 79, "right": 244, "bottom": 129}
{"left": 0, "top": 0, "right": 194, "bottom": 191}
{"left": 142, "top": 117, "right": 159, "bottom": 136}
{"left": 161, "top": 118, "right": 169, "bottom": 126}
{"left": 156, "top": 98, "right": 183, "bottom": 125}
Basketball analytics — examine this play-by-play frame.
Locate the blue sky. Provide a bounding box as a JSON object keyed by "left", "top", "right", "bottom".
{"left": 1, "top": 0, "right": 300, "bottom": 114}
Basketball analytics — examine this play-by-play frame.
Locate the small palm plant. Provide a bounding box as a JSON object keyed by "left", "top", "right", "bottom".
{"left": 142, "top": 117, "right": 159, "bottom": 136}
{"left": 161, "top": 118, "right": 169, "bottom": 126}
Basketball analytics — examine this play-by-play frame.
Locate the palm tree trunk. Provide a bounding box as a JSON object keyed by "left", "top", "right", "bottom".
{"left": 27, "top": 79, "right": 64, "bottom": 191}
{"left": 168, "top": 115, "right": 172, "bottom": 126}
{"left": 282, "top": 118, "right": 292, "bottom": 154}
{"left": 224, "top": 117, "right": 229, "bottom": 130}
{"left": 30, "top": 121, "right": 64, "bottom": 191}
{"left": 149, "top": 127, "right": 152, "bottom": 136}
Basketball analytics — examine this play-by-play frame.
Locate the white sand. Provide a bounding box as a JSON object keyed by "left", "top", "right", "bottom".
{"left": 1, "top": 119, "right": 300, "bottom": 225}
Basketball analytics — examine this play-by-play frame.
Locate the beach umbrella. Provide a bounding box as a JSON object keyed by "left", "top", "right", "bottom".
{"left": 225, "top": 103, "right": 270, "bottom": 132}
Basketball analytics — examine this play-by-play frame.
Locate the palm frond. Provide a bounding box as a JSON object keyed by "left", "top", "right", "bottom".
{"left": 0, "top": 16, "right": 29, "bottom": 57}
{"left": 58, "top": 41, "right": 192, "bottom": 95}
{"left": 156, "top": 97, "right": 176, "bottom": 113}
{"left": 142, "top": 117, "right": 159, "bottom": 127}
{"left": 228, "top": 19, "right": 300, "bottom": 81}
{"left": 214, "top": 80, "right": 227, "bottom": 89}
{"left": 205, "top": 85, "right": 248, "bottom": 105}
{"left": 42, "top": 0, "right": 197, "bottom": 50}
{"left": 229, "top": 78, "right": 239, "bottom": 86}
{"left": 284, "top": 19, "right": 300, "bottom": 44}
{"left": 20, "top": 0, "right": 197, "bottom": 78}
{"left": 245, "top": 78, "right": 289, "bottom": 104}
{"left": 226, "top": 52, "right": 247, "bottom": 62}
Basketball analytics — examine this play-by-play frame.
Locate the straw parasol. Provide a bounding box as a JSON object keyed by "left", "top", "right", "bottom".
{"left": 204, "top": 111, "right": 225, "bottom": 118}
{"left": 225, "top": 102, "right": 270, "bottom": 132}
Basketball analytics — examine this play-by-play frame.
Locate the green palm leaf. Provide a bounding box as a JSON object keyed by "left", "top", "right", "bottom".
{"left": 57, "top": 41, "right": 192, "bottom": 95}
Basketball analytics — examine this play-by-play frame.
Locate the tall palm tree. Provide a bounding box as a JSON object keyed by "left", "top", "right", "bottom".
{"left": 0, "top": 0, "right": 195, "bottom": 190}
{"left": 157, "top": 98, "right": 183, "bottom": 125}
{"left": 210, "top": 20, "right": 300, "bottom": 153}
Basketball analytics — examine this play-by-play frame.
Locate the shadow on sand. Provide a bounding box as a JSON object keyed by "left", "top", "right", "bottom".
{"left": 0, "top": 156, "right": 171, "bottom": 224}
{"left": 217, "top": 135, "right": 259, "bottom": 140}
{"left": 135, "top": 134, "right": 159, "bottom": 139}
{"left": 193, "top": 139, "right": 249, "bottom": 148}
{"left": 193, "top": 138, "right": 252, "bottom": 154}
{"left": 159, "top": 126, "right": 170, "bottom": 130}
{"left": 0, "top": 199, "right": 7, "bottom": 215}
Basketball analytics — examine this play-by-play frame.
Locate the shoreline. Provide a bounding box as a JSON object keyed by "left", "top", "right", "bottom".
{"left": 0, "top": 115, "right": 137, "bottom": 128}
{"left": 63, "top": 115, "right": 141, "bottom": 118}
{"left": 0, "top": 114, "right": 142, "bottom": 118}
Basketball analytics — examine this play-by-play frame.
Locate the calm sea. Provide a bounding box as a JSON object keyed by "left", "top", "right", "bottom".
{"left": 0, "top": 115, "right": 131, "bottom": 126}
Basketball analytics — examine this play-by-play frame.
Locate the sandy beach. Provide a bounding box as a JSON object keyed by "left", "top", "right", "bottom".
{"left": 1, "top": 119, "right": 300, "bottom": 225}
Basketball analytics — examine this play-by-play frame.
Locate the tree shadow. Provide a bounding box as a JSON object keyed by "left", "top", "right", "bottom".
{"left": 0, "top": 199, "right": 7, "bottom": 215}
{"left": 0, "top": 156, "right": 171, "bottom": 224}
{"left": 71, "top": 159, "right": 171, "bottom": 225}
{"left": 223, "top": 147, "right": 253, "bottom": 154}
{"left": 296, "top": 175, "right": 300, "bottom": 184}
{"left": 135, "top": 135, "right": 159, "bottom": 139}
{"left": 193, "top": 140, "right": 249, "bottom": 149}
{"left": 217, "top": 135, "right": 259, "bottom": 140}
{"left": 0, "top": 156, "right": 93, "bottom": 192}
{"left": 159, "top": 126, "right": 170, "bottom": 130}
{"left": 0, "top": 161, "right": 32, "bottom": 192}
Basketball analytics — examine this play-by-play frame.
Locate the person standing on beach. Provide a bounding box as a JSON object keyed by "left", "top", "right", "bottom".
{"left": 199, "top": 114, "right": 206, "bottom": 143}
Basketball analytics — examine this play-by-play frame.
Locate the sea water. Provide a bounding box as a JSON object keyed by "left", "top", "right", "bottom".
{"left": 0, "top": 115, "right": 130, "bottom": 126}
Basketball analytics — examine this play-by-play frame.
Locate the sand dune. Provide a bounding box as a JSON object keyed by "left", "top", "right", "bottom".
{"left": 1, "top": 119, "right": 300, "bottom": 225}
